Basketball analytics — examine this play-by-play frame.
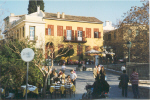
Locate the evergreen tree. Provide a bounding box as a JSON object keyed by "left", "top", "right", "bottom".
{"left": 27, "top": 0, "right": 37, "bottom": 14}
{"left": 37, "top": 0, "right": 45, "bottom": 12}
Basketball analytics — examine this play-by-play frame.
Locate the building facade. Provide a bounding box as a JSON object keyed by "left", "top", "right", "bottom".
{"left": 104, "top": 23, "right": 149, "bottom": 63}
{"left": 3, "top": 6, "right": 104, "bottom": 61}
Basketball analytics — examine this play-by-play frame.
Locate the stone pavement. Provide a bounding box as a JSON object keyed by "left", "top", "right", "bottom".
{"left": 49, "top": 64, "right": 149, "bottom": 100}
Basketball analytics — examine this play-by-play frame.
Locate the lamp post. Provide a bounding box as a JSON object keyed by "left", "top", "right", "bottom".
{"left": 127, "top": 41, "right": 132, "bottom": 63}
{"left": 78, "top": 43, "right": 81, "bottom": 63}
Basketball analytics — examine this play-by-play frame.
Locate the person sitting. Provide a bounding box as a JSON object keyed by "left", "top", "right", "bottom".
{"left": 50, "top": 70, "right": 58, "bottom": 84}
{"left": 66, "top": 75, "right": 71, "bottom": 83}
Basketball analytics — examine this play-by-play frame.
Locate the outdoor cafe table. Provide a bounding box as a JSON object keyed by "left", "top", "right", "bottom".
{"left": 50, "top": 83, "right": 76, "bottom": 94}
{"left": 21, "top": 84, "right": 39, "bottom": 97}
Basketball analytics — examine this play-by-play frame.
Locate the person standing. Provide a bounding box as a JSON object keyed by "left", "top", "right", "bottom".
{"left": 82, "top": 62, "right": 86, "bottom": 71}
{"left": 130, "top": 68, "right": 140, "bottom": 99}
{"left": 70, "top": 70, "right": 77, "bottom": 86}
{"left": 61, "top": 63, "right": 66, "bottom": 72}
{"left": 119, "top": 70, "right": 129, "bottom": 97}
{"left": 93, "top": 66, "right": 98, "bottom": 80}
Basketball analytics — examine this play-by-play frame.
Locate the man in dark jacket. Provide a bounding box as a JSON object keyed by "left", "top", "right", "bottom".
{"left": 119, "top": 70, "right": 129, "bottom": 97}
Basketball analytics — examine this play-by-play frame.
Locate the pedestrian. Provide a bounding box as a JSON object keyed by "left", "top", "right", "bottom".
{"left": 93, "top": 66, "right": 98, "bottom": 80}
{"left": 100, "top": 66, "right": 106, "bottom": 81}
{"left": 130, "top": 68, "right": 140, "bottom": 99}
{"left": 121, "top": 65, "right": 126, "bottom": 72}
{"left": 119, "top": 70, "right": 129, "bottom": 97}
{"left": 82, "top": 61, "right": 86, "bottom": 71}
{"left": 61, "top": 63, "right": 66, "bottom": 72}
{"left": 70, "top": 70, "right": 77, "bottom": 87}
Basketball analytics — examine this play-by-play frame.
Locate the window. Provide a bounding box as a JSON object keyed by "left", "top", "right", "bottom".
{"left": 57, "top": 26, "right": 63, "bottom": 36}
{"left": 136, "top": 29, "right": 139, "bottom": 36}
{"left": 94, "top": 32, "right": 98, "bottom": 38}
{"left": 108, "top": 34, "right": 111, "bottom": 40}
{"left": 114, "top": 32, "right": 116, "bottom": 39}
{"left": 30, "top": 26, "right": 35, "bottom": 40}
{"left": 86, "top": 28, "right": 91, "bottom": 38}
{"left": 67, "top": 30, "right": 72, "bottom": 40}
{"left": 77, "top": 45, "right": 82, "bottom": 56}
{"left": 78, "top": 31, "right": 82, "bottom": 41}
{"left": 17, "top": 30, "right": 19, "bottom": 38}
{"left": 128, "top": 29, "right": 132, "bottom": 35}
{"left": 48, "top": 28, "right": 51, "bottom": 35}
{"left": 85, "top": 46, "right": 91, "bottom": 56}
{"left": 23, "top": 27, "right": 24, "bottom": 37}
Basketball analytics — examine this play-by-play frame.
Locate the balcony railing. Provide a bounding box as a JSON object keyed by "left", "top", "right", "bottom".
{"left": 64, "top": 36, "right": 87, "bottom": 43}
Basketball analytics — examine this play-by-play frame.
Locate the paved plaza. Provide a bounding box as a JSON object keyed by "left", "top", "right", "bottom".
{"left": 50, "top": 64, "right": 147, "bottom": 100}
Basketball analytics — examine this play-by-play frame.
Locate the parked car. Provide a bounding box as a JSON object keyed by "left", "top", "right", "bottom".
{"left": 57, "top": 60, "right": 66, "bottom": 65}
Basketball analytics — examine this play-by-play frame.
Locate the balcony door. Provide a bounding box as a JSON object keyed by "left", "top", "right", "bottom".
{"left": 67, "top": 30, "right": 72, "bottom": 40}
{"left": 78, "top": 31, "right": 82, "bottom": 41}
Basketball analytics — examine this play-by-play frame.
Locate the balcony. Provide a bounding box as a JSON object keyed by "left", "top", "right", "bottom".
{"left": 63, "top": 36, "right": 87, "bottom": 43}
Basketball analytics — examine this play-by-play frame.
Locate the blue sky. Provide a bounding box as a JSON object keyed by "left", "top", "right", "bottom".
{"left": 0, "top": 0, "right": 143, "bottom": 26}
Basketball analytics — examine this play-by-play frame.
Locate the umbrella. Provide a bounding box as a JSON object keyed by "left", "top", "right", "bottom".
{"left": 84, "top": 49, "right": 101, "bottom": 54}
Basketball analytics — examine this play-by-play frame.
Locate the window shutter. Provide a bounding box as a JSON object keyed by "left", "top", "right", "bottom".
{"left": 45, "top": 28, "right": 48, "bottom": 35}
{"left": 61, "top": 26, "right": 63, "bottom": 36}
{"left": 82, "top": 31, "right": 85, "bottom": 41}
{"left": 57, "top": 26, "right": 60, "bottom": 36}
{"left": 51, "top": 25, "right": 54, "bottom": 36}
{"left": 89, "top": 28, "right": 91, "bottom": 38}
{"left": 66, "top": 26, "right": 72, "bottom": 30}
{"left": 86, "top": 28, "right": 88, "bottom": 38}
{"left": 72, "top": 30, "right": 74, "bottom": 40}
{"left": 75, "top": 30, "right": 77, "bottom": 41}
{"left": 98, "top": 32, "right": 101, "bottom": 38}
{"left": 64, "top": 30, "right": 66, "bottom": 40}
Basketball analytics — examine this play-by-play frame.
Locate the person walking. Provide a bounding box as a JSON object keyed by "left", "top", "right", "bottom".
{"left": 61, "top": 63, "right": 66, "bottom": 72}
{"left": 119, "top": 70, "right": 129, "bottom": 97}
{"left": 93, "top": 66, "right": 98, "bottom": 80}
{"left": 130, "top": 68, "right": 140, "bottom": 99}
{"left": 70, "top": 70, "right": 77, "bottom": 87}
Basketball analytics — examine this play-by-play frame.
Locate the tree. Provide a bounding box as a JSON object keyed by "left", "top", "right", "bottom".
{"left": 108, "top": 0, "right": 149, "bottom": 63}
{"left": 37, "top": 0, "right": 45, "bottom": 12}
{"left": 27, "top": 0, "right": 37, "bottom": 14}
{"left": 0, "top": 39, "right": 43, "bottom": 97}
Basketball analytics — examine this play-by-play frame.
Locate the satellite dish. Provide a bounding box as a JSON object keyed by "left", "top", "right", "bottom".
{"left": 21, "top": 48, "right": 35, "bottom": 62}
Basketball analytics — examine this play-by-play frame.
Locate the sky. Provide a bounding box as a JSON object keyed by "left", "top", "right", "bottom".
{"left": 0, "top": 0, "right": 144, "bottom": 27}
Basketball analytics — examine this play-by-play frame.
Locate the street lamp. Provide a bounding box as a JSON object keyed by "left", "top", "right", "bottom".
{"left": 78, "top": 43, "right": 81, "bottom": 63}
{"left": 127, "top": 41, "right": 132, "bottom": 62}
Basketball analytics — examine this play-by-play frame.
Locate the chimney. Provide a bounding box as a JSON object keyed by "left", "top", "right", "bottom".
{"left": 106, "top": 20, "right": 109, "bottom": 26}
{"left": 57, "top": 12, "right": 60, "bottom": 18}
{"left": 62, "top": 12, "right": 65, "bottom": 19}
{"left": 37, "top": 5, "right": 40, "bottom": 14}
{"left": 110, "top": 21, "right": 112, "bottom": 26}
{"left": 10, "top": 13, "right": 15, "bottom": 16}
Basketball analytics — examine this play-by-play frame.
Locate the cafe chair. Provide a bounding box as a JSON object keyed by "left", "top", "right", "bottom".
{"left": 54, "top": 84, "right": 61, "bottom": 98}
{"left": 65, "top": 82, "right": 72, "bottom": 98}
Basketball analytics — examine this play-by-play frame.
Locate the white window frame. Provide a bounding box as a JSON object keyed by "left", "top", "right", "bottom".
{"left": 78, "top": 31, "right": 82, "bottom": 41}
{"left": 48, "top": 28, "right": 51, "bottom": 35}
{"left": 94, "top": 32, "right": 98, "bottom": 38}
{"left": 67, "top": 30, "right": 72, "bottom": 40}
{"left": 30, "top": 26, "right": 35, "bottom": 40}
